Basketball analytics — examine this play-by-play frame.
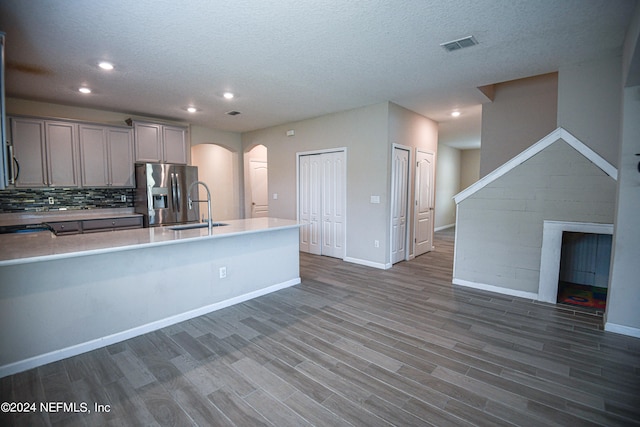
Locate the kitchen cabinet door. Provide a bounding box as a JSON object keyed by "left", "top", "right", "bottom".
{"left": 10, "top": 117, "right": 47, "bottom": 187}
{"left": 45, "top": 121, "right": 80, "bottom": 187}
{"left": 163, "top": 125, "right": 188, "bottom": 164}
{"left": 80, "top": 125, "right": 134, "bottom": 187}
{"left": 107, "top": 127, "right": 134, "bottom": 187}
{"left": 79, "top": 125, "right": 109, "bottom": 187}
{"left": 133, "top": 121, "right": 188, "bottom": 164}
{"left": 134, "top": 122, "right": 162, "bottom": 162}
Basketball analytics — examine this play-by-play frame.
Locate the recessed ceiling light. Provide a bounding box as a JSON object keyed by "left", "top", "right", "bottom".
{"left": 451, "top": 111, "right": 461, "bottom": 117}
{"left": 78, "top": 87, "right": 92, "bottom": 94}
{"left": 98, "top": 61, "right": 114, "bottom": 71}
{"left": 223, "top": 92, "right": 234, "bottom": 100}
{"left": 186, "top": 106, "right": 197, "bottom": 113}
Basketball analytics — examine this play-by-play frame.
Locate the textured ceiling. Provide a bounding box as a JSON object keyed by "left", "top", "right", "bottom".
{"left": 0, "top": 0, "right": 636, "bottom": 137}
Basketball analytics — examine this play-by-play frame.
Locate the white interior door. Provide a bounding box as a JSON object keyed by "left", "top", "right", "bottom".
{"left": 321, "top": 151, "right": 345, "bottom": 258}
{"left": 249, "top": 160, "right": 269, "bottom": 217}
{"left": 391, "top": 147, "right": 410, "bottom": 264}
{"left": 415, "top": 150, "right": 434, "bottom": 256}
{"left": 299, "top": 151, "right": 345, "bottom": 258}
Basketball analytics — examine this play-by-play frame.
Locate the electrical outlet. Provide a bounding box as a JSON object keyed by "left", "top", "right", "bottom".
{"left": 48, "top": 197, "right": 55, "bottom": 205}
{"left": 374, "top": 240, "right": 379, "bottom": 248}
{"left": 219, "top": 266, "right": 227, "bottom": 279}
{"left": 120, "top": 195, "right": 127, "bottom": 202}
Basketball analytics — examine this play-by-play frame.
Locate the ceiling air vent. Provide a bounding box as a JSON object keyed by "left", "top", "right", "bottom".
{"left": 440, "top": 36, "right": 478, "bottom": 52}
{"left": 226, "top": 110, "right": 241, "bottom": 116}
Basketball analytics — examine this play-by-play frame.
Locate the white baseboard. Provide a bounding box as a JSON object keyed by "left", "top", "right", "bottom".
{"left": 604, "top": 322, "right": 640, "bottom": 338}
{"left": 452, "top": 278, "right": 538, "bottom": 300}
{"left": 344, "top": 257, "right": 391, "bottom": 270}
{"left": 0, "top": 278, "right": 300, "bottom": 378}
{"left": 435, "top": 223, "right": 455, "bottom": 232}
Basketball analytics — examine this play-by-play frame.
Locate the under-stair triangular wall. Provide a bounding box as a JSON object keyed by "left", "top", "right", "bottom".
{"left": 452, "top": 127, "right": 617, "bottom": 299}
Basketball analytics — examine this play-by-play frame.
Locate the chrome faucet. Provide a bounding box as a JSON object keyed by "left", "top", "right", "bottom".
{"left": 187, "top": 181, "right": 212, "bottom": 233}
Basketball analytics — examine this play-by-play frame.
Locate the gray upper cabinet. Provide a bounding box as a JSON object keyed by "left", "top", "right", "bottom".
{"left": 133, "top": 121, "right": 188, "bottom": 164}
{"left": 10, "top": 117, "right": 80, "bottom": 187}
{"left": 79, "top": 124, "right": 134, "bottom": 187}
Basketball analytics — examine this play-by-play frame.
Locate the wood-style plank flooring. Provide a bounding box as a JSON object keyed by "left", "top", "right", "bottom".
{"left": 1, "top": 230, "right": 639, "bottom": 426}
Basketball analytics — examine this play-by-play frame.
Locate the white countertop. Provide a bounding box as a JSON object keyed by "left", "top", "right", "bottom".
{"left": 0, "top": 217, "right": 301, "bottom": 266}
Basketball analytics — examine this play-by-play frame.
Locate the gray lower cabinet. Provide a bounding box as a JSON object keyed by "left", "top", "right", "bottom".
{"left": 79, "top": 124, "right": 134, "bottom": 187}
{"left": 81, "top": 216, "right": 143, "bottom": 233}
{"left": 10, "top": 117, "right": 80, "bottom": 187}
{"left": 47, "top": 220, "right": 81, "bottom": 235}
{"left": 47, "top": 216, "right": 143, "bottom": 235}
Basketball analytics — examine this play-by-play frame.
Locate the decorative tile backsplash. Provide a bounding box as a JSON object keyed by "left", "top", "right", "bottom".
{"left": 0, "top": 188, "right": 135, "bottom": 213}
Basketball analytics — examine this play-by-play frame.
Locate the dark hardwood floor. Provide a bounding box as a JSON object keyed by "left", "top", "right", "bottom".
{"left": 2, "top": 230, "right": 639, "bottom": 426}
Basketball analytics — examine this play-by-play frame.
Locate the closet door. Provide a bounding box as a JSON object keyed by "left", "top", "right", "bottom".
{"left": 299, "top": 154, "right": 321, "bottom": 255}
{"left": 321, "top": 151, "right": 345, "bottom": 258}
{"left": 299, "top": 151, "right": 345, "bottom": 258}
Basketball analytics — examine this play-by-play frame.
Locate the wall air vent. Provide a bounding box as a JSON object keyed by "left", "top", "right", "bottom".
{"left": 226, "top": 110, "right": 241, "bottom": 116}
{"left": 440, "top": 36, "right": 478, "bottom": 52}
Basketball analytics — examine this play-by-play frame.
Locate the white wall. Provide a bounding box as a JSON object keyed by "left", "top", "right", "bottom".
{"left": 558, "top": 55, "right": 622, "bottom": 167}
{"left": 480, "top": 73, "right": 558, "bottom": 177}
{"left": 435, "top": 144, "right": 460, "bottom": 229}
{"left": 191, "top": 144, "right": 241, "bottom": 220}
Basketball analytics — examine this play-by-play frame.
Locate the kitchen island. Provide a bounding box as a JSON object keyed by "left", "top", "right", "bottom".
{"left": 0, "top": 217, "right": 301, "bottom": 377}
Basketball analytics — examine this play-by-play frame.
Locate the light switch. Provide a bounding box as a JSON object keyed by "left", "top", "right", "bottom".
{"left": 370, "top": 195, "right": 380, "bottom": 204}
{"left": 273, "top": 193, "right": 278, "bottom": 200}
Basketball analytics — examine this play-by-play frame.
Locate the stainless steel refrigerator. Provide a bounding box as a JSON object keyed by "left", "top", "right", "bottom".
{"left": 134, "top": 163, "right": 200, "bottom": 227}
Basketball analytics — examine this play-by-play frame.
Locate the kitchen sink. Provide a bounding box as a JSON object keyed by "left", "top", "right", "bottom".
{"left": 169, "top": 222, "right": 228, "bottom": 231}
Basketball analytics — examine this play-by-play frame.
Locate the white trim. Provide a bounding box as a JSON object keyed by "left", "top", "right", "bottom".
{"left": 453, "top": 127, "right": 618, "bottom": 204}
{"left": 604, "top": 322, "right": 640, "bottom": 338}
{"left": 452, "top": 278, "right": 538, "bottom": 300}
{"left": 435, "top": 223, "right": 455, "bottom": 232}
{"left": 0, "top": 278, "right": 300, "bottom": 378}
{"left": 344, "top": 256, "right": 391, "bottom": 270}
{"left": 538, "top": 221, "right": 613, "bottom": 304}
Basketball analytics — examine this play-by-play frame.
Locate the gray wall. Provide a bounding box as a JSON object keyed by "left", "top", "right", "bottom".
{"left": 435, "top": 144, "right": 460, "bottom": 229}
{"left": 242, "top": 102, "right": 438, "bottom": 266}
{"left": 460, "top": 149, "right": 481, "bottom": 190}
{"left": 557, "top": 55, "right": 622, "bottom": 167}
{"left": 480, "top": 73, "right": 558, "bottom": 177}
{"left": 455, "top": 140, "right": 616, "bottom": 294}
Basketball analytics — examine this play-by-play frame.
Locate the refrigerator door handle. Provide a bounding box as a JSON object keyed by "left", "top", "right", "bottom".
{"left": 170, "top": 173, "right": 177, "bottom": 213}
{"left": 175, "top": 173, "right": 181, "bottom": 212}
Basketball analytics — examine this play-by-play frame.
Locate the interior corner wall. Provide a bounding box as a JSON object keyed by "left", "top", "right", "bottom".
{"left": 241, "top": 102, "right": 390, "bottom": 265}
{"left": 480, "top": 73, "right": 558, "bottom": 177}
{"left": 607, "top": 86, "right": 640, "bottom": 334}
{"left": 557, "top": 55, "right": 622, "bottom": 167}
{"left": 435, "top": 144, "right": 460, "bottom": 229}
{"left": 607, "top": 6, "right": 640, "bottom": 334}
{"left": 460, "top": 148, "right": 481, "bottom": 190}
{"left": 387, "top": 102, "right": 438, "bottom": 257}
